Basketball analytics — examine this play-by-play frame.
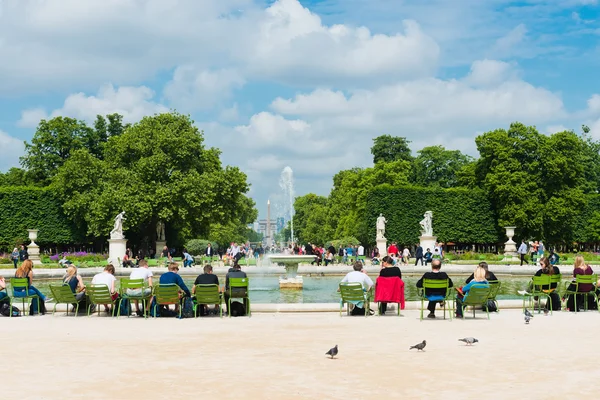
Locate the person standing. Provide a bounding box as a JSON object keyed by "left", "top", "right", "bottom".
{"left": 18, "top": 245, "right": 28, "bottom": 262}
{"left": 414, "top": 245, "right": 424, "bottom": 266}
{"left": 517, "top": 240, "right": 528, "bottom": 265}
{"left": 11, "top": 248, "right": 19, "bottom": 268}
{"left": 402, "top": 247, "right": 411, "bottom": 265}
{"left": 538, "top": 241, "right": 545, "bottom": 258}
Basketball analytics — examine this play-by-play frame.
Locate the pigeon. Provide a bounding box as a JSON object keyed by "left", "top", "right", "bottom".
{"left": 325, "top": 345, "right": 338, "bottom": 359}
{"left": 410, "top": 340, "right": 427, "bottom": 351}
{"left": 543, "top": 308, "right": 549, "bottom": 316}
{"left": 458, "top": 337, "right": 479, "bottom": 346}
{"left": 524, "top": 314, "right": 531, "bottom": 324}
{"left": 524, "top": 309, "right": 534, "bottom": 318}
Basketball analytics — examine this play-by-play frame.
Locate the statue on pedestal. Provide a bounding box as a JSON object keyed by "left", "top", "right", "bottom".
{"left": 419, "top": 211, "right": 433, "bottom": 236}
{"left": 110, "top": 211, "right": 126, "bottom": 239}
{"left": 376, "top": 214, "right": 387, "bottom": 240}
{"left": 156, "top": 221, "right": 166, "bottom": 241}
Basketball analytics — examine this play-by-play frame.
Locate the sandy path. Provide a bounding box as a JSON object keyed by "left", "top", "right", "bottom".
{"left": 4, "top": 310, "right": 599, "bottom": 399}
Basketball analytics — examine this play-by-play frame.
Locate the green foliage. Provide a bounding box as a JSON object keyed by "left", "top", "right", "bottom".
{"left": 207, "top": 222, "right": 248, "bottom": 249}
{"left": 367, "top": 186, "right": 499, "bottom": 245}
{"left": 53, "top": 112, "right": 257, "bottom": 245}
{"left": 0, "top": 168, "right": 33, "bottom": 187}
{"left": 185, "top": 239, "right": 218, "bottom": 256}
{"left": 371, "top": 135, "right": 413, "bottom": 164}
{"left": 246, "top": 228, "right": 263, "bottom": 243}
{"left": 293, "top": 193, "right": 331, "bottom": 245}
{"left": 327, "top": 237, "right": 360, "bottom": 248}
{"left": 0, "top": 187, "right": 82, "bottom": 247}
{"left": 411, "top": 145, "right": 473, "bottom": 188}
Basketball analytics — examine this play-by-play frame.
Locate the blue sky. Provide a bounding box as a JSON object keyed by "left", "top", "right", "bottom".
{"left": 0, "top": 0, "right": 599, "bottom": 220}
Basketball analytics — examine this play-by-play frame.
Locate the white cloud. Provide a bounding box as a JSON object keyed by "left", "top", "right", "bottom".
{"left": 464, "top": 59, "right": 518, "bottom": 87}
{"left": 587, "top": 94, "right": 600, "bottom": 115}
{"left": 18, "top": 84, "right": 168, "bottom": 127}
{"left": 163, "top": 67, "right": 245, "bottom": 111}
{"left": 0, "top": 130, "right": 25, "bottom": 170}
{"left": 492, "top": 24, "right": 527, "bottom": 57}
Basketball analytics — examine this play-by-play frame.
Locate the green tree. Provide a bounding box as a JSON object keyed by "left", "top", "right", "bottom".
{"left": 53, "top": 112, "right": 257, "bottom": 246}
{"left": 0, "top": 168, "right": 33, "bottom": 187}
{"left": 411, "top": 145, "right": 473, "bottom": 188}
{"left": 293, "top": 194, "right": 331, "bottom": 244}
{"left": 371, "top": 135, "right": 413, "bottom": 164}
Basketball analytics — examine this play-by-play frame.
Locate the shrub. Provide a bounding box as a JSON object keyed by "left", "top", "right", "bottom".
{"left": 185, "top": 239, "right": 218, "bottom": 256}
{"left": 326, "top": 237, "right": 361, "bottom": 249}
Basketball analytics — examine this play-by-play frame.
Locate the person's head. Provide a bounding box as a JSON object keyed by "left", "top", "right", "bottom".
{"left": 204, "top": 265, "right": 213, "bottom": 274}
{"left": 574, "top": 255, "right": 587, "bottom": 270}
{"left": 381, "top": 256, "right": 393, "bottom": 267}
{"left": 168, "top": 262, "right": 180, "bottom": 273}
{"left": 426, "top": 248, "right": 430, "bottom": 252}
{"left": 16, "top": 259, "right": 33, "bottom": 277}
{"left": 352, "top": 261, "right": 363, "bottom": 272}
{"left": 12, "top": 247, "right": 17, "bottom": 253}
{"left": 105, "top": 264, "right": 115, "bottom": 275}
{"left": 539, "top": 256, "right": 552, "bottom": 273}
{"left": 478, "top": 262, "right": 489, "bottom": 271}
{"left": 20, "top": 244, "right": 25, "bottom": 250}
{"left": 431, "top": 259, "right": 442, "bottom": 271}
{"left": 139, "top": 259, "right": 148, "bottom": 268}
{"left": 473, "top": 266, "right": 486, "bottom": 282}
{"left": 233, "top": 263, "right": 241, "bottom": 270}
{"left": 522, "top": 239, "right": 525, "bottom": 243}
{"left": 163, "top": 245, "right": 168, "bottom": 251}
{"left": 207, "top": 243, "right": 211, "bottom": 247}
{"left": 64, "top": 265, "right": 78, "bottom": 282}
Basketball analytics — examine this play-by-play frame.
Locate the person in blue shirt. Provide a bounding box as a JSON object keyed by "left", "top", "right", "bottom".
{"left": 182, "top": 249, "right": 194, "bottom": 268}
{"left": 345, "top": 246, "right": 354, "bottom": 260}
{"left": 456, "top": 266, "right": 489, "bottom": 318}
{"left": 159, "top": 263, "right": 190, "bottom": 297}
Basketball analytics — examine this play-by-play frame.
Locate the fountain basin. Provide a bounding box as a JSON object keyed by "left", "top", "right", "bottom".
{"left": 268, "top": 255, "right": 315, "bottom": 289}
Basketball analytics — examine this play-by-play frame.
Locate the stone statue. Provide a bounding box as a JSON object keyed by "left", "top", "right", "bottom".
{"left": 419, "top": 211, "right": 433, "bottom": 236}
{"left": 156, "top": 220, "right": 165, "bottom": 241}
{"left": 110, "top": 211, "right": 126, "bottom": 239}
{"left": 376, "top": 214, "right": 387, "bottom": 239}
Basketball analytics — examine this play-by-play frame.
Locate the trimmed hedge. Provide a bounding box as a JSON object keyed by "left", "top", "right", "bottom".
{"left": 0, "top": 187, "right": 82, "bottom": 247}
{"left": 366, "top": 186, "right": 500, "bottom": 245}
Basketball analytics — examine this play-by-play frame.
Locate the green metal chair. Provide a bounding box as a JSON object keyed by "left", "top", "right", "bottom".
{"left": 9, "top": 277, "right": 40, "bottom": 317}
{"left": 194, "top": 284, "right": 223, "bottom": 318}
{"left": 227, "top": 277, "right": 251, "bottom": 317}
{"left": 86, "top": 284, "right": 117, "bottom": 317}
{"left": 417, "top": 279, "right": 453, "bottom": 321}
{"left": 522, "top": 275, "right": 556, "bottom": 314}
{"left": 49, "top": 284, "right": 80, "bottom": 316}
{"left": 153, "top": 284, "right": 182, "bottom": 318}
{"left": 119, "top": 278, "right": 152, "bottom": 318}
{"left": 339, "top": 282, "right": 371, "bottom": 317}
{"left": 459, "top": 286, "right": 492, "bottom": 319}
{"left": 563, "top": 274, "right": 599, "bottom": 312}
{"left": 486, "top": 280, "right": 502, "bottom": 312}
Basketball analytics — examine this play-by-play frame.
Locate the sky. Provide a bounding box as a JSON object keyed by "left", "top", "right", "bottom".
{"left": 1, "top": 0, "right": 600, "bottom": 221}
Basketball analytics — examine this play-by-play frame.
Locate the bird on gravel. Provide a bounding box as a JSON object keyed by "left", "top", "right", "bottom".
{"left": 543, "top": 308, "right": 549, "bottom": 316}
{"left": 410, "top": 340, "right": 427, "bottom": 351}
{"left": 524, "top": 309, "right": 534, "bottom": 318}
{"left": 525, "top": 314, "right": 531, "bottom": 324}
{"left": 458, "top": 337, "right": 478, "bottom": 346}
{"left": 325, "top": 345, "right": 338, "bottom": 359}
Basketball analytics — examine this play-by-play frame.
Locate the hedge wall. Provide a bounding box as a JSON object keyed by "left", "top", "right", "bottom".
{"left": 366, "top": 186, "right": 500, "bottom": 245}
{"left": 0, "top": 187, "right": 82, "bottom": 247}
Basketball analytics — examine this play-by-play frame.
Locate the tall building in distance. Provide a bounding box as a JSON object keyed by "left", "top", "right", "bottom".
{"left": 257, "top": 200, "right": 281, "bottom": 245}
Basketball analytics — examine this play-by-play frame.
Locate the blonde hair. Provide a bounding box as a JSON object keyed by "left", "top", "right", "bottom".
{"left": 473, "top": 266, "right": 487, "bottom": 282}
{"left": 168, "top": 262, "right": 179, "bottom": 271}
{"left": 64, "top": 265, "right": 77, "bottom": 283}
{"left": 574, "top": 255, "right": 587, "bottom": 271}
{"left": 15, "top": 260, "right": 33, "bottom": 278}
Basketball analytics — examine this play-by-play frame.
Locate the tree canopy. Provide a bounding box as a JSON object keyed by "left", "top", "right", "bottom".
{"left": 371, "top": 135, "right": 413, "bottom": 164}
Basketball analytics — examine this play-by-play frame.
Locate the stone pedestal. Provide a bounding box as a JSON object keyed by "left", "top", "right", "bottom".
{"left": 155, "top": 240, "right": 166, "bottom": 258}
{"left": 376, "top": 238, "right": 388, "bottom": 257}
{"left": 503, "top": 226, "right": 519, "bottom": 260}
{"left": 27, "top": 229, "right": 42, "bottom": 265}
{"left": 279, "top": 276, "right": 303, "bottom": 289}
{"left": 108, "top": 238, "right": 127, "bottom": 267}
{"left": 420, "top": 235, "right": 437, "bottom": 254}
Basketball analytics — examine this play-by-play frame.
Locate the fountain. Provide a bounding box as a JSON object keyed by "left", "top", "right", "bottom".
{"left": 279, "top": 166, "right": 295, "bottom": 244}
{"left": 269, "top": 254, "right": 315, "bottom": 289}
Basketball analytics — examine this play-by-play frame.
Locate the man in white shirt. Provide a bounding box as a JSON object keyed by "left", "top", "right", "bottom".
{"left": 128, "top": 259, "right": 153, "bottom": 315}
{"left": 340, "top": 262, "right": 374, "bottom": 315}
{"left": 517, "top": 240, "right": 529, "bottom": 266}
{"left": 402, "top": 247, "right": 411, "bottom": 265}
{"left": 91, "top": 264, "right": 118, "bottom": 313}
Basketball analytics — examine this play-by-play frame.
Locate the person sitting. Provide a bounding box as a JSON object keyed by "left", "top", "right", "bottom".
{"left": 128, "top": 259, "right": 154, "bottom": 316}
{"left": 91, "top": 264, "right": 118, "bottom": 313}
{"left": 339, "top": 261, "right": 374, "bottom": 315}
{"left": 378, "top": 256, "right": 402, "bottom": 314}
{"left": 534, "top": 256, "right": 561, "bottom": 311}
{"left": 549, "top": 250, "right": 560, "bottom": 266}
{"left": 193, "top": 264, "right": 221, "bottom": 316}
{"left": 63, "top": 265, "right": 87, "bottom": 312}
{"left": 58, "top": 254, "right": 72, "bottom": 268}
{"left": 14, "top": 260, "right": 48, "bottom": 315}
{"left": 0, "top": 276, "right": 8, "bottom": 305}
{"left": 224, "top": 263, "right": 248, "bottom": 316}
{"left": 159, "top": 262, "right": 190, "bottom": 315}
{"left": 455, "top": 266, "right": 489, "bottom": 318}
{"left": 122, "top": 252, "right": 135, "bottom": 268}
{"left": 416, "top": 259, "right": 453, "bottom": 319}
{"left": 566, "top": 255, "right": 595, "bottom": 312}
{"left": 424, "top": 248, "right": 433, "bottom": 266}
{"left": 466, "top": 262, "right": 497, "bottom": 283}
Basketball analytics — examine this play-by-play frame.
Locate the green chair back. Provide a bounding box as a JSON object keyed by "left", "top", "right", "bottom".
{"left": 575, "top": 274, "right": 596, "bottom": 287}
{"left": 120, "top": 278, "right": 151, "bottom": 299}
{"left": 339, "top": 282, "right": 367, "bottom": 302}
{"left": 228, "top": 277, "right": 249, "bottom": 293}
{"left": 195, "top": 284, "right": 221, "bottom": 305}
{"left": 422, "top": 279, "right": 450, "bottom": 291}
{"left": 9, "top": 277, "right": 32, "bottom": 296}
{"left": 154, "top": 284, "right": 181, "bottom": 305}
{"left": 463, "top": 286, "right": 491, "bottom": 305}
{"left": 487, "top": 280, "right": 501, "bottom": 299}
{"left": 87, "top": 285, "right": 114, "bottom": 305}
{"left": 531, "top": 274, "right": 552, "bottom": 294}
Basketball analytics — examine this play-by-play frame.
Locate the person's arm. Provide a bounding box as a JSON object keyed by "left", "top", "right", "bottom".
{"left": 147, "top": 276, "right": 153, "bottom": 287}
{"left": 416, "top": 275, "right": 424, "bottom": 288}
{"left": 365, "top": 275, "right": 374, "bottom": 291}
{"left": 465, "top": 273, "right": 474, "bottom": 284}
{"left": 178, "top": 275, "right": 190, "bottom": 297}
{"left": 447, "top": 276, "right": 454, "bottom": 288}
{"left": 110, "top": 277, "right": 116, "bottom": 294}
{"left": 0, "top": 277, "right": 5, "bottom": 290}
{"left": 76, "top": 275, "right": 85, "bottom": 292}
{"left": 28, "top": 270, "right": 34, "bottom": 284}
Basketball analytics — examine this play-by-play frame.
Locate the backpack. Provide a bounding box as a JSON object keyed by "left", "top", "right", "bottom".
{"left": 230, "top": 301, "right": 246, "bottom": 317}
{"left": 182, "top": 297, "right": 194, "bottom": 318}
{"left": 1, "top": 303, "right": 20, "bottom": 317}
